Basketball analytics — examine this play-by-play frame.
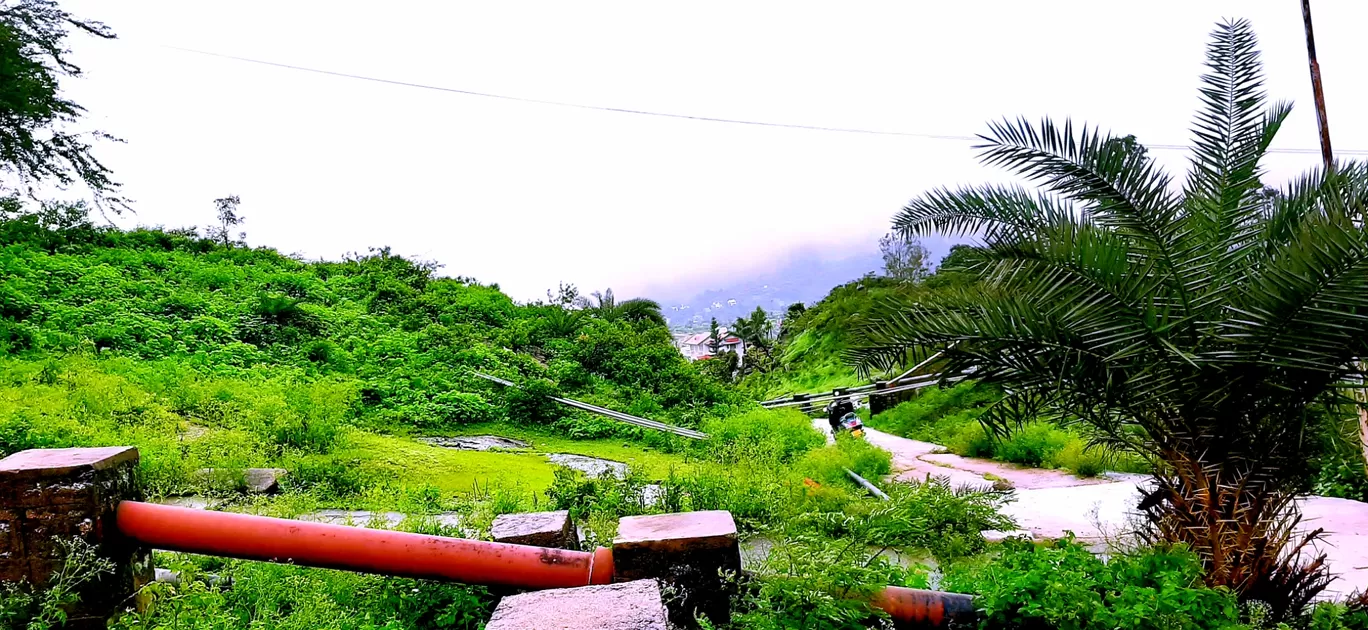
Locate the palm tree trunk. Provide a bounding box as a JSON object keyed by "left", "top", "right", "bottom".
{"left": 1359, "top": 398, "right": 1368, "bottom": 475}
{"left": 1142, "top": 447, "right": 1331, "bottom": 619}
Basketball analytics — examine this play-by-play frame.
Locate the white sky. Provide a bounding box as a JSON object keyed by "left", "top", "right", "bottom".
{"left": 57, "top": 0, "right": 1368, "bottom": 301}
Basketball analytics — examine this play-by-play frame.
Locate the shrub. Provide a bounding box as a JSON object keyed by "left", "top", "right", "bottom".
{"left": 735, "top": 531, "right": 917, "bottom": 630}
{"left": 804, "top": 475, "right": 1015, "bottom": 561}
{"left": 505, "top": 378, "right": 564, "bottom": 425}
{"left": 699, "top": 408, "right": 824, "bottom": 465}
{"left": 420, "top": 392, "right": 498, "bottom": 428}
{"left": 119, "top": 558, "right": 495, "bottom": 630}
{"left": 792, "top": 434, "right": 892, "bottom": 489}
{"left": 1, "top": 538, "right": 115, "bottom": 630}
{"left": 945, "top": 538, "right": 1244, "bottom": 630}
{"left": 284, "top": 455, "right": 381, "bottom": 499}
{"left": 995, "top": 422, "right": 1073, "bottom": 467}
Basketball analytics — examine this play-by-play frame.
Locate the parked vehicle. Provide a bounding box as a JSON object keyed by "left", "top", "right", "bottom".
{"left": 837, "top": 412, "right": 865, "bottom": 438}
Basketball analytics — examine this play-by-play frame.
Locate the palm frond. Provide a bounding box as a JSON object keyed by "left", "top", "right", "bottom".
{"left": 976, "top": 117, "right": 1181, "bottom": 246}
{"left": 893, "top": 185, "right": 1074, "bottom": 243}
{"left": 1184, "top": 18, "right": 1278, "bottom": 234}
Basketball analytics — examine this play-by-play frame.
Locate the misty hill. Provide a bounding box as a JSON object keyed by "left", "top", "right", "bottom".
{"left": 652, "top": 236, "right": 959, "bottom": 332}
{"left": 654, "top": 252, "right": 883, "bottom": 331}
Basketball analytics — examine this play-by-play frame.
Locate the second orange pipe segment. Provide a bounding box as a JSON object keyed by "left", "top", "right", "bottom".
{"left": 116, "top": 501, "right": 615, "bottom": 589}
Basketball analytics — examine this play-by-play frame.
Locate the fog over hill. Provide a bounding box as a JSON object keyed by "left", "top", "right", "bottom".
{"left": 649, "top": 237, "right": 956, "bottom": 332}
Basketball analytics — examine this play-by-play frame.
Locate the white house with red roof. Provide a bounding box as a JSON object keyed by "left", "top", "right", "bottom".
{"left": 676, "top": 329, "right": 745, "bottom": 362}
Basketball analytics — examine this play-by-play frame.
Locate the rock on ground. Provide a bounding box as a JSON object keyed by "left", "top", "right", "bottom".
{"left": 243, "top": 468, "right": 287, "bottom": 494}
{"left": 419, "top": 436, "right": 530, "bottom": 451}
{"left": 545, "top": 453, "right": 628, "bottom": 477}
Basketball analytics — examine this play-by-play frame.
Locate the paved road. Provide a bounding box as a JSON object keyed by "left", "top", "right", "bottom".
{"left": 820, "top": 419, "right": 1368, "bottom": 598}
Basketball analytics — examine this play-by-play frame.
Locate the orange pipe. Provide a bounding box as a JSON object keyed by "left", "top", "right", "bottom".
{"left": 116, "top": 501, "right": 613, "bottom": 590}
{"left": 872, "top": 586, "right": 976, "bottom": 629}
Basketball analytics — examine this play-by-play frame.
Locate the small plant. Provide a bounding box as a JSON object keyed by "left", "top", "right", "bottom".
{"left": 736, "top": 528, "right": 918, "bottom": 630}
{"left": 0, "top": 537, "right": 115, "bottom": 630}
{"left": 806, "top": 475, "right": 1015, "bottom": 561}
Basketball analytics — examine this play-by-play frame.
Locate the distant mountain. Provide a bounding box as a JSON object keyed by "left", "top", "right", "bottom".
{"left": 649, "top": 236, "right": 960, "bottom": 332}
{"left": 652, "top": 251, "right": 883, "bottom": 332}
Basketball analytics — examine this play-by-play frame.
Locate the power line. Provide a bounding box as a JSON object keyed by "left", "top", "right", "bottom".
{"left": 163, "top": 45, "right": 1368, "bottom": 157}
{"left": 164, "top": 45, "right": 973, "bottom": 140}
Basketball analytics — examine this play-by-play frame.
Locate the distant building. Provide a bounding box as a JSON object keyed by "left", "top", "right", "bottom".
{"left": 675, "top": 329, "right": 745, "bottom": 362}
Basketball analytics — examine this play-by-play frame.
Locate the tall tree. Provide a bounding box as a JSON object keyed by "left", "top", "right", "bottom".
{"left": 708, "top": 317, "right": 720, "bottom": 354}
{"left": 851, "top": 20, "right": 1368, "bottom": 617}
{"left": 207, "top": 195, "right": 244, "bottom": 246}
{"left": 0, "top": 1, "right": 123, "bottom": 211}
{"left": 878, "top": 232, "right": 929, "bottom": 282}
{"left": 732, "top": 306, "right": 775, "bottom": 356}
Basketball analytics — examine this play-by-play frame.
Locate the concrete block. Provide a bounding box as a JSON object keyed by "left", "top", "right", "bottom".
{"left": 491, "top": 510, "right": 577, "bottom": 549}
{"left": 0, "top": 446, "right": 151, "bottom": 628}
{"left": 486, "top": 579, "right": 668, "bottom": 630}
{"left": 613, "top": 510, "right": 740, "bottom": 626}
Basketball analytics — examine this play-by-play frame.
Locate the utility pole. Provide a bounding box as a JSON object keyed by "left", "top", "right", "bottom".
{"left": 1304, "top": 0, "right": 1368, "bottom": 472}
{"left": 1301, "top": 0, "right": 1333, "bottom": 172}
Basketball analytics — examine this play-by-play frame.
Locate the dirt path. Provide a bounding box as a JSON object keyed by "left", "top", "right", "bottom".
{"left": 821, "top": 419, "right": 1368, "bottom": 598}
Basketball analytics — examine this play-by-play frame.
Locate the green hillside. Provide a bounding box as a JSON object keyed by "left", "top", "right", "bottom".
{"left": 0, "top": 205, "right": 740, "bottom": 497}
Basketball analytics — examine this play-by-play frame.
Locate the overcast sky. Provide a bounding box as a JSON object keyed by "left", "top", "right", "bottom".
{"left": 58, "top": 1, "right": 1368, "bottom": 301}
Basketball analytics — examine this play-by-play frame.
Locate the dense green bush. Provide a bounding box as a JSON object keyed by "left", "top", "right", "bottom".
{"left": 868, "top": 476, "right": 1013, "bottom": 559}
{"left": 947, "top": 538, "right": 1245, "bottom": 630}
{"left": 699, "top": 408, "right": 825, "bottom": 465}
{"left": 794, "top": 434, "right": 892, "bottom": 486}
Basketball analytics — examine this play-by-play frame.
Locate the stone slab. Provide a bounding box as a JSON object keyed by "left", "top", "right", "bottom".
{"left": 486, "top": 579, "right": 668, "bottom": 630}
{"left": 615, "top": 510, "right": 736, "bottom": 551}
{"left": 0, "top": 447, "right": 138, "bottom": 481}
{"left": 492, "top": 510, "right": 576, "bottom": 549}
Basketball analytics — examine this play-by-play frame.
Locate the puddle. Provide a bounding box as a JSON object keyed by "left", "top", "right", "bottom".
{"left": 545, "top": 453, "right": 628, "bottom": 477}
{"left": 419, "top": 436, "right": 530, "bottom": 451}
{"left": 740, "top": 536, "right": 774, "bottom": 570}
{"left": 158, "top": 496, "right": 215, "bottom": 510}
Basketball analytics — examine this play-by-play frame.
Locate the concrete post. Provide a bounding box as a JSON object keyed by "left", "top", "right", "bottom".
{"left": 870, "top": 381, "right": 891, "bottom": 416}
{"left": 612, "top": 510, "right": 740, "bottom": 626}
{"left": 0, "top": 447, "right": 152, "bottom": 628}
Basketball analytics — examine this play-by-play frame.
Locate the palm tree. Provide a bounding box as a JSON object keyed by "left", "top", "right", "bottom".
{"left": 590, "top": 288, "right": 667, "bottom": 327}
{"left": 732, "top": 306, "right": 775, "bottom": 355}
{"left": 850, "top": 20, "right": 1368, "bottom": 616}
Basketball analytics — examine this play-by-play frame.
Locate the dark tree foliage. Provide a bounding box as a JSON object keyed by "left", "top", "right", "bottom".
{"left": 878, "top": 232, "right": 929, "bottom": 282}
{"left": 589, "top": 288, "right": 666, "bottom": 328}
{"left": 732, "top": 306, "right": 774, "bottom": 356}
{"left": 0, "top": 1, "right": 123, "bottom": 211}
{"left": 207, "top": 195, "right": 244, "bottom": 246}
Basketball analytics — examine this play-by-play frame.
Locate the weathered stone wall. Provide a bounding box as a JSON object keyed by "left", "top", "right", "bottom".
{"left": 0, "top": 447, "right": 152, "bottom": 628}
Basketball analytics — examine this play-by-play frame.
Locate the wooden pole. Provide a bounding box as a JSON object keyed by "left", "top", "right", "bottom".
{"left": 1301, "top": 0, "right": 1334, "bottom": 172}
{"left": 1303, "top": 0, "right": 1368, "bottom": 472}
